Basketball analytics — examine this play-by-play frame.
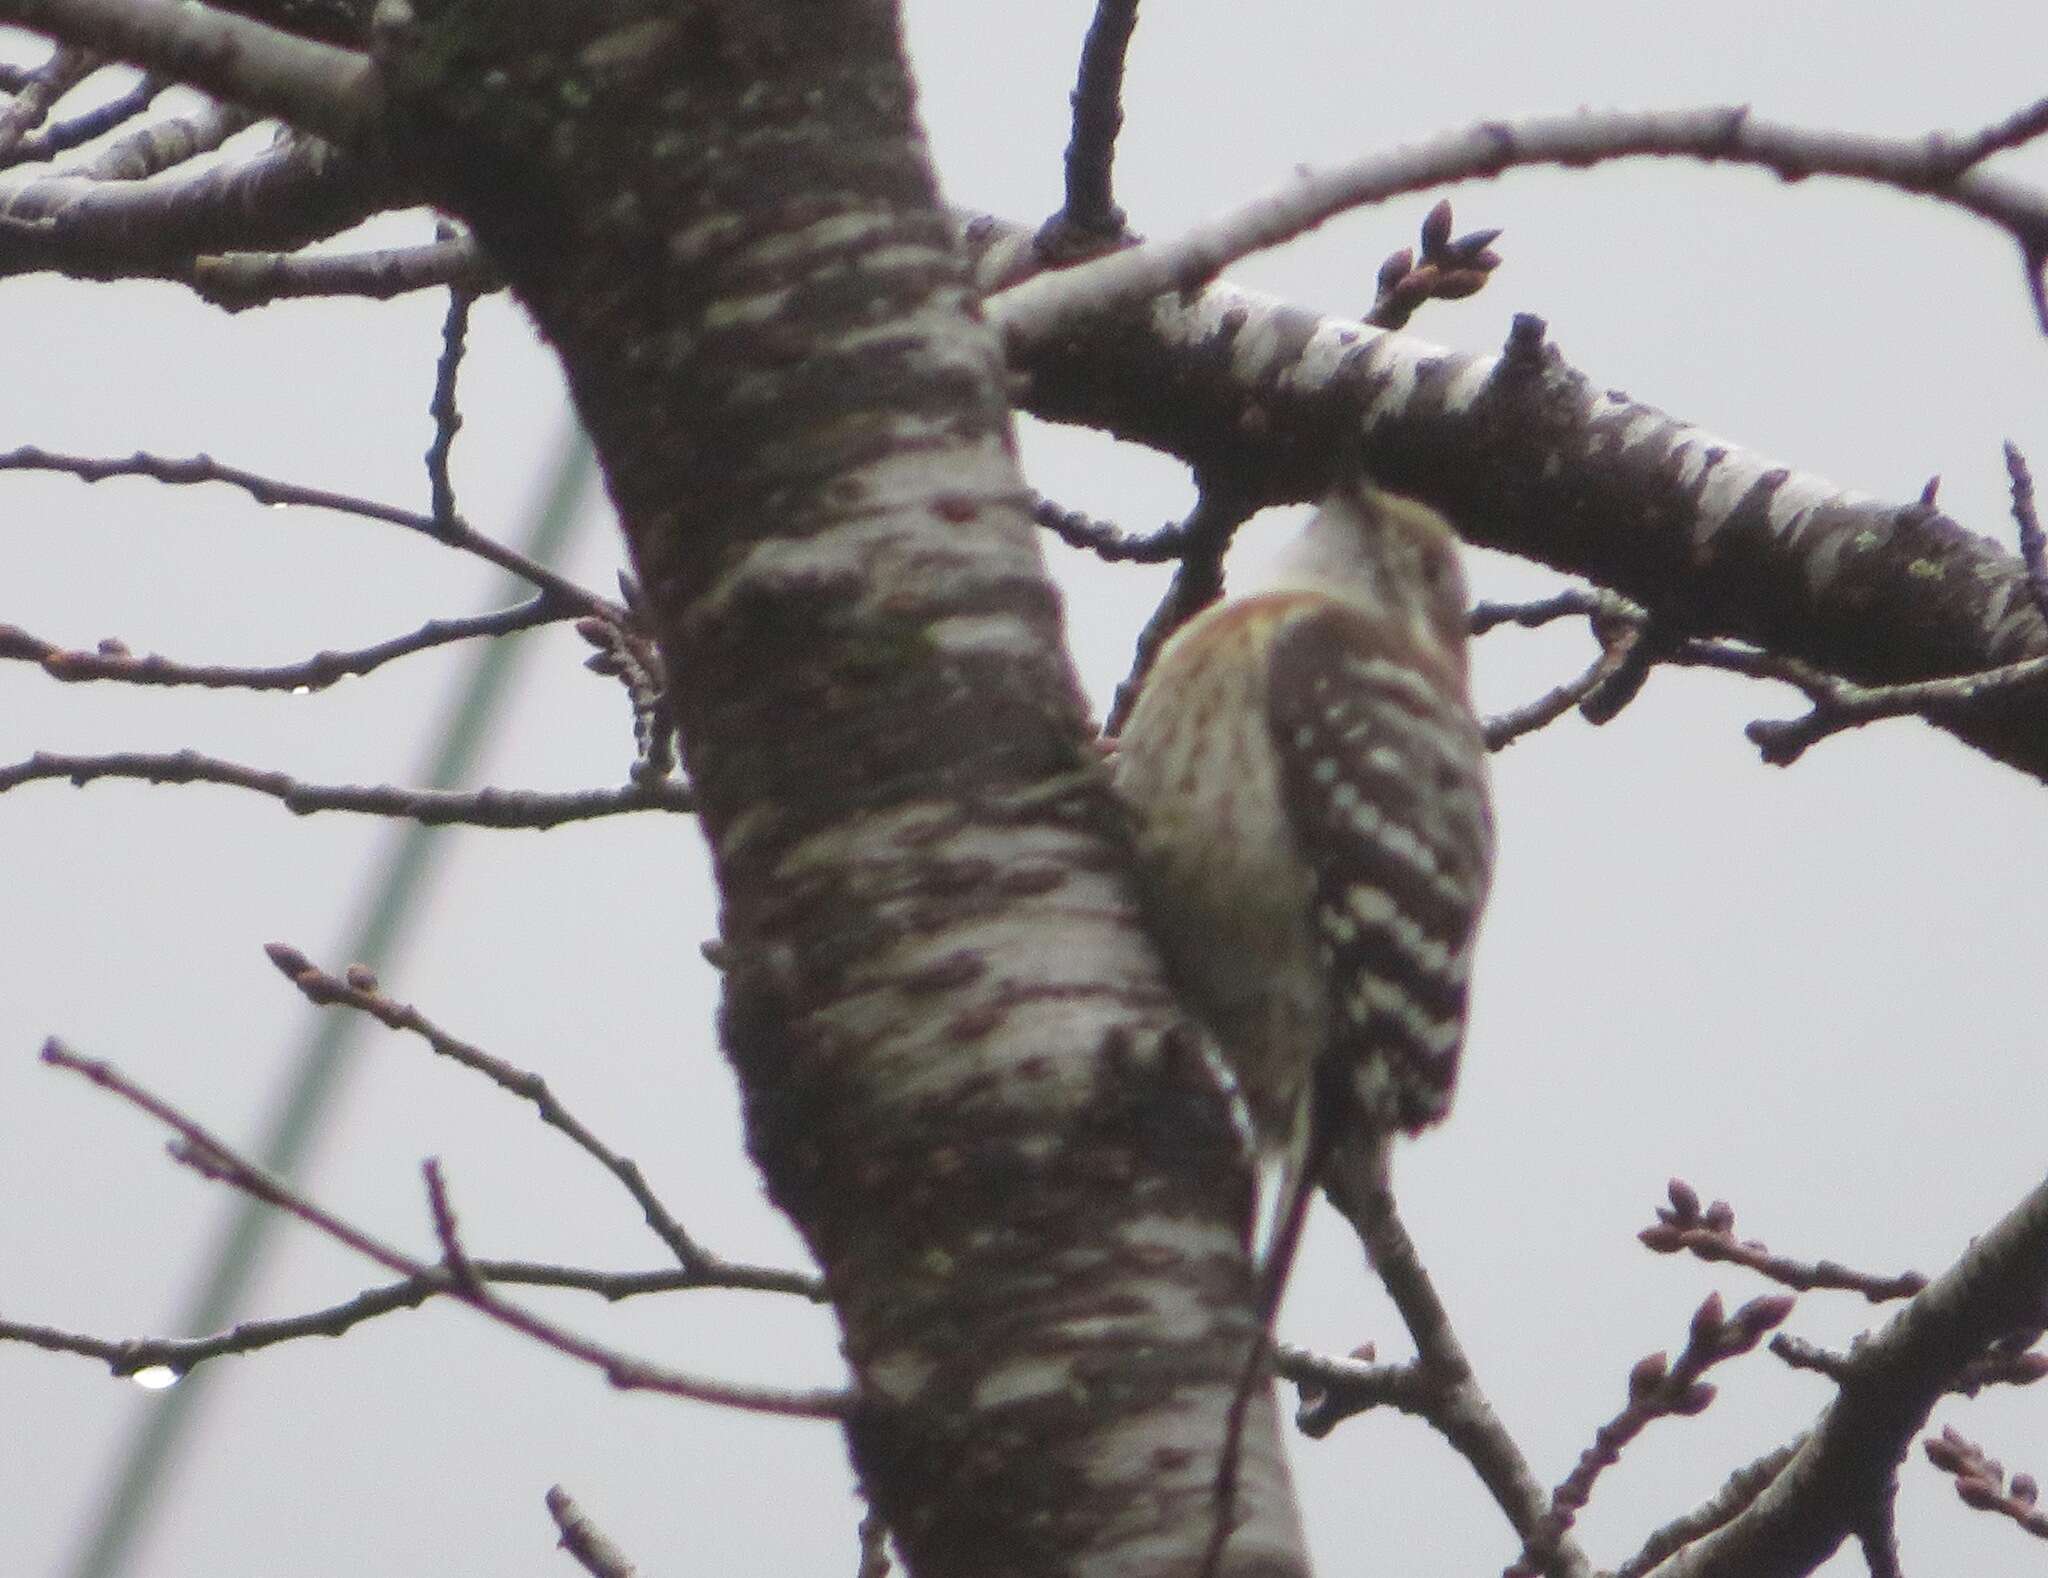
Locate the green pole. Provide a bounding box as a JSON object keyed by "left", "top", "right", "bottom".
{"left": 67, "top": 424, "right": 598, "bottom": 1578}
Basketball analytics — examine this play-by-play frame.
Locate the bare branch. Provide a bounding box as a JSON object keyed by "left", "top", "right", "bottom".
{"left": 0, "top": 444, "right": 617, "bottom": 618}
{"left": 1470, "top": 589, "right": 1613, "bottom": 636}
{"left": 1653, "top": 1171, "right": 2048, "bottom": 1578}
{"left": 1319, "top": 1151, "right": 1592, "bottom": 1578}
{"left": 0, "top": 1256, "right": 822, "bottom": 1378}
{"left": 1773, "top": 1330, "right": 2048, "bottom": 1399}
{"left": 0, "top": 598, "right": 562, "bottom": 691}
{"left": 191, "top": 230, "right": 495, "bottom": 310}
{"left": 575, "top": 587, "right": 678, "bottom": 783}
{"left": 1483, "top": 621, "right": 1643, "bottom": 751}
{"left": 1640, "top": 1179, "right": 1930, "bottom": 1303}
{"left": 426, "top": 275, "right": 473, "bottom": 528}
{"left": 547, "top": 1486, "right": 640, "bottom": 1578}
{"left": 1282, "top": 1342, "right": 1441, "bottom": 1425}
{"left": 1042, "top": 0, "right": 1140, "bottom": 248}
{"left": 0, "top": 43, "right": 95, "bottom": 162}
{"left": 0, "top": 131, "right": 393, "bottom": 286}
{"left": 1507, "top": 1292, "right": 1795, "bottom": 1577}
{"left": 263, "top": 945, "right": 718, "bottom": 1273}
{"left": 2005, "top": 442, "right": 2048, "bottom": 628}
{"left": 993, "top": 99, "right": 2048, "bottom": 349}
{"left": 0, "top": 0, "right": 378, "bottom": 148}
{"left": 38, "top": 1038, "right": 851, "bottom": 1420}
{"left": 77, "top": 96, "right": 254, "bottom": 181}
{"left": 1102, "top": 481, "right": 1254, "bottom": 736}
{"left": 1924, "top": 1428, "right": 2048, "bottom": 1544}
{"left": 0, "top": 749, "right": 695, "bottom": 826}
{"left": 1717, "top": 646, "right": 2048, "bottom": 765}
{"left": 1031, "top": 491, "right": 1196, "bottom": 565}
{"left": 1613, "top": 1444, "right": 1801, "bottom": 1578}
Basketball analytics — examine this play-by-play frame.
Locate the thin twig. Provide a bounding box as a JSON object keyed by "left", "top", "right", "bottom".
{"left": 1469, "top": 588, "right": 1613, "bottom": 636}
{"left": 39, "top": 1038, "right": 850, "bottom": 1419}
{"left": 1924, "top": 1427, "right": 2048, "bottom": 1543}
{"left": 1031, "top": 491, "right": 1195, "bottom": 564}
{"left": 427, "top": 273, "right": 473, "bottom": 527}
{"left": 0, "top": 598, "right": 562, "bottom": 691}
{"left": 1506, "top": 1292, "right": 1794, "bottom": 1577}
{"left": 1612, "top": 1443, "right": 1802, "bottom": 1578}
{"left": 1652, "top": 1173, "right": 2048, "bottom": 1578}
{"left": 0, "top": 749, "right": 694, "bottom": 826}
{"left": 264, "top": 944, "right": 717, "bottom": 1272}
{"left": 190, "top": 232, "right": 495, "bottom": 310}
{"left": 2, "top": 69, "right": 161, "bottom": 169}
{"left": 1319, "top": 1150, "right": 1592, "bottom": 1578}
{"left": 1046, "top": 0, "right": 1140, "bottom": 246}
{"left": 2004, "top": 442, "right": 2048, "bottom": 629}
{"left": 993, "top": 97, "right": 2048, "bottom": 349}
{"left": 1281, "top": 1343, "right": 1441, "bottom": 1425}
{"left": 77, "top": 96, "right": 253, "bottom": 180}
{"left": 1102, "top": 482, "right": 1254, "bottom": 735}
{"left": 1483, "top": 622, "right": 1643, "bottom": 750}
{"left": 547, "top": 1486, "right": 640, "bottom": 1578}
{"left": 0, "top": 445, "right": 619, "bottom": 621}
{"left": 0, "top": 1256, "right": 823, "bottom": 1379}
{"left": 0, "top": 44, "right": 96, "bottom": 160}
{"left": 1641, "top": 1179, "right": 1929, "bottom": 1303}
{"left": 0, "top": 0, "right": 377, "bottom": 149}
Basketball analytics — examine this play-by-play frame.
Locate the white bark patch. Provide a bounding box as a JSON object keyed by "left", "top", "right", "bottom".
{"left": 667, "top": 212, "right": 744, "bottom": 263}
{"left": 1282, "top": 315, "right": 1375, "bottom": 393}
{"left": 926, "top": 610, "right": 1054, "bottom": 661}
{"left": 703, "top": 285, "right": 794, "bottom": 330}
{"left": 1117, "top": 1210, "right": 1243, "bottom": 1266}
{"left": 1614, "top": 409, "right": 1671, "bottom": 456}
{"left": 974, "top": 1355, "right": 1081, "bottom": 1410}
{"left": 867, "top": 1347, "right": 937, "bottom": 1403}
{"left": 826, "top": 287, "right": 991, "bottom": 360}
{"left": 1696, "top": 452, "right": 1758, "bottom": 547}
{"left": 698, "top": 439, "right": 1040, "bottom": 624}
{"left": 1439, "top": 352, "right": 1497, "bottom": 416}
{"left": 1360, "top": 335, "right": 1432, "bottom": 431}
{"left": 740, "top": 207, "right": 898, "bottom": 268}
{"left": 1074, "top": 1394, "right": 1305, "bottom": 1578}
{"left": 1763, "top": 469, "right": 1844, "bottom": 544}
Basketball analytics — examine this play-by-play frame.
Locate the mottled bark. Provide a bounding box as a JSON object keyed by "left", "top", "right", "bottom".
{"left": 365, "top": 5, "right": 1309, "bottom": 1575}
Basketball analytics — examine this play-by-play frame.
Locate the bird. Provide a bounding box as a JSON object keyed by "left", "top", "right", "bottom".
{"left": 1112, "top": 469, "right": 1495, "bottom": 1295}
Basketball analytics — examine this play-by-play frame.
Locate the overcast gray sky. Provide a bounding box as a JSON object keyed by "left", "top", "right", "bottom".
{"left": 5, "top": 4, "right": 2046, "bottom": 1575}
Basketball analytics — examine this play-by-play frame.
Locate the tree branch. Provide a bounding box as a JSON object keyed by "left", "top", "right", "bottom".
{"left": 992, "top": 99, "right": 2048, "bottom": 348}
{"left": 547, "top": 1486, "right": 641, "bottom": 1578}
{"left": 1320, "top": 1151, "right": 1592, "bottom": 1578}
{"left": 0, "top": 0, "right": 378, "bottom": 147}
{"left": 0, "top": 598, "right": 562, "bottom": 691}
{"left": 0, "top": 130, "right": 396, "bottom": 282}
{"left": 262, "top": 945, "right": 722, "bottom": 1274}
{"left": 1651, "top": 1171, "right": 2048, "bottom": 1577}
{"left": 189, "top": 229, "right": 494, "bottom": 310}
{"left": 38, "top": 1038, "right": 849, "bottom": 1419}
{"left": 0, "top": 1255, "right": 822, "bottom": 1379}
{"left": 0, "top": 444, "right": 617, "bottom": 618}
{"left": 0, "top": 750, "right": 694, "bottom": 825}
{"left": 1043, "top": 0, "right": 1140, "bottom": 247}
